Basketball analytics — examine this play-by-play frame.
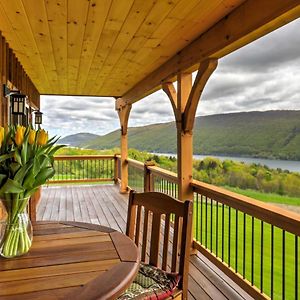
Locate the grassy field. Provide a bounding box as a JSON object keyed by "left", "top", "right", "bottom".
{"left": 224, "top": 186, "right": 300, "bottom": 206}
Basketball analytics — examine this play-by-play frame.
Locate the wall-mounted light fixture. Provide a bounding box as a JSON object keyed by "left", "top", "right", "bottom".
{"left": 3, "top": 85, "right": 27, "bottom": 115}
{"left": 34, "top": 111, "right": 43, "bottom": 125}
{"left": 10, "top": 93, "right": 27, "bottom": 115}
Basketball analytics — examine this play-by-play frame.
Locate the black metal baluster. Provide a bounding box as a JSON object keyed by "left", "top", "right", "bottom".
{"left": 295, "top": 235, "right": 298, "bottom": 300}
{"left": 235, "top": 209, "right": 238, "bottom": 273}
{"left": 200, "top": 195, "right": 203, "bottom": 244}
{"left": 62, "top": 160, "right": 64, "bottom": 180}
{"left": 216, "top": 200, "right": 219, "bottom": 256}
{"left": 210, "top": 198, "right": 213, "bottom": 252}
{"left": 271, "top": 225, "right": 274, "bottom": 299}
{"left": 228, "top": 207, "right": 231, "bottom": 267}
{"left": 205, "top": 196, "right": 208, "bottom": 248}
{"left": 222, "top": 203, "right": 224, "bottom": 262}
{"left": 251, "top": 216, "right": 254, "bottom": 285}
{"left": 59, "top": 160, "right": 61, "bottom": 180}
{"left": 243, "top": 213, "right": 246, "bottom": 278}
{"left": 196, "top": 194, "right": 199, "bottom": 241}
{"left": 261, "top": 221, "right": 264, "bottom": 293}
{"left": 70, "top": 160, "right": 72, "bottom": 180}
{"left": 282, "top": 230, "right": 285, "bottom": 300}
{"left": 106, "top": 159, "right": 109, "bottom": 178}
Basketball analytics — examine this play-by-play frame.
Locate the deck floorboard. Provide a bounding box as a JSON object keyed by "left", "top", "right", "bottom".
{"left": 37, "top": 184, "right": 253, "bottom": 300}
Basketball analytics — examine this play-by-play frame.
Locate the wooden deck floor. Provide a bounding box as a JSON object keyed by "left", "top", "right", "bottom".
{"left": 37, "top": 184, "right": 253, "bottom": 300}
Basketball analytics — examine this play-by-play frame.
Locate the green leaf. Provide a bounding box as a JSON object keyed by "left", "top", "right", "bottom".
{"left": 48, "top": 145, "right": 66, "bottom": 157}
{"left": 21, "top": 134, "right": 29, "bottom": 164}
{"left": 0, "top": 174, "right": 7, "bottom": 187}
{"left": 0, "top": 178, "right": 25, "bottom": 194}
{"left": 38, "top": 154, "right": 50, "bottom": 170}
{"left": 9, "top": 162, "right": 21, "bottom": 176}
{"left": 14, "top": 163, "right": 32, "bottom": 184}
{"left": 0, "top": 153, "right": 14, "bottom": 163}
{"left": 14, "top": 149, "right": 22, "bottom": 166}
{"left": 34, "top": 167, "right": 55, "bottom": 187}
{"left": 23, "top": 168, "right": 35, "bottom": 190}
{"left": 33, "top": 157, "right": 41, "bottom": 176}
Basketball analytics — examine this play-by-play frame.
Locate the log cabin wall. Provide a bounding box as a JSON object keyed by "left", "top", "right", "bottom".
{"left": 0, "top": 31, "right": 40, "bottom": 126}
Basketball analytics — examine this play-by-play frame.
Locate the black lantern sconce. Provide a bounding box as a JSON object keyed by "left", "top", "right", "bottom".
{"left": 10, "top": 92, "right": 27, "bottom": 115}
{"left": 34, "top": 111, "right": 43, "bottom": 125}
{"left": 3, "top": 85, "right": 27, "bottom": 115}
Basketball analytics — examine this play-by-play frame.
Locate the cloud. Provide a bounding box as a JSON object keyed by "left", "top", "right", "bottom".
{"left": 221, "top": 18, "right": 300, "bottom": 73}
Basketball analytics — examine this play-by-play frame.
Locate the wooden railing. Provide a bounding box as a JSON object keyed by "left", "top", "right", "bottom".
{"left": 127, "top": 158, "right": 144, "bottom": 192}
{"left": 48, "top": 155, "right": 299, "bottom": 299}
{"left": 50, "top": 155, "right": 120, "bottom": 184}
{"left": 126, "top": 158, "right": 300, "bottom": 300}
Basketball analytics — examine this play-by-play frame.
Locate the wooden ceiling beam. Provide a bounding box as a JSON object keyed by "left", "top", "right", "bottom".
{"left": 122, "top": 0, "right": 300, "bottom": 104}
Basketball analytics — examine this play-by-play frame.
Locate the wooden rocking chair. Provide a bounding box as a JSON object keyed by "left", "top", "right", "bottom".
{"left": 125, "top": 190, "right": 193, "bottom": 300}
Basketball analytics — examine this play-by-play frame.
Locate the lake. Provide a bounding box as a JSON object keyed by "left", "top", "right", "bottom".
{"left": 153, "top": 153, "right": 300, "bottom": 173}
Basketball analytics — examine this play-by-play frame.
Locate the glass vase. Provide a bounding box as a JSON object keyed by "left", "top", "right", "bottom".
{"left": 0, "top": 196, "right": 33, "bottom": 258}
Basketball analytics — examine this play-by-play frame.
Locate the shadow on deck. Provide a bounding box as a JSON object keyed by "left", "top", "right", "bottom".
{"left": 37, "top": 184, "right": 253, "bottom": 300}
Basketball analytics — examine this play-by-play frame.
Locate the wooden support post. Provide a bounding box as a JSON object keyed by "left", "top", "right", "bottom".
{"left": 177, "top": 73, "right": 193, "bottom": 202}
{"left": 163, "top": 59, "right": 217, "bottom": 202}
{"left": 144, "top": 161, "right": 155, "bottom": 192}
{"left": 116, "top": 98, "right": 132, "bottom": 193}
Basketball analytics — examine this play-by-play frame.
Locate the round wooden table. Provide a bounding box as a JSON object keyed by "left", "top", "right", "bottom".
{"left": 0, "top": 221, "right": 140, "bottom": 300}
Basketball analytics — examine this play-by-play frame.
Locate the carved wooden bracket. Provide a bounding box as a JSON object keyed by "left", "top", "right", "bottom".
{"left": 116, "top": 98, "right": 132, "bottom": 135}
{"left": 163, "top": 58, "right": 218, "bottom": 133}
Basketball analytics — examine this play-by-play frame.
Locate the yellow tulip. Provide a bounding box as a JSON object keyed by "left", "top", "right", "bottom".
{"left": 15, "top": 126, "right": 26, "bottom": 146}
{"left": 0, "top": 127, "right": 4, "bottom": 147}
{"left": 37, "top": 129, "right": 48, "bottom": 146}
{"left": 28, "top": 129, "right": 36, "bottom": 145}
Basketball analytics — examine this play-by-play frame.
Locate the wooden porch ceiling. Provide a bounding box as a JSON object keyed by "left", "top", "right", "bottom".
{"left": 0, "top": 0, "right": 299, "bottom": 101}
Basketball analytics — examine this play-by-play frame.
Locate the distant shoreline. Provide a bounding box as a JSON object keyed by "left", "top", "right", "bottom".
{"left": 151, "top": 152, "right": 300, "bottom": 173}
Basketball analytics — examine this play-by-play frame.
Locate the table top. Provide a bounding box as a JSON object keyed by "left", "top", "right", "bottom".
{"left": 0, "top": 221, "right": 140, "bottom": 300}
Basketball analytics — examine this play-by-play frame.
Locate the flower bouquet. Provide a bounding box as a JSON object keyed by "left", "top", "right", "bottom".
{"left": 0, "top": 125, "right": 63, "bottom": 258}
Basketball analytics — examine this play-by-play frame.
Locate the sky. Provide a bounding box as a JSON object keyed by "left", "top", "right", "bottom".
{"left": 41, "top": 18, "right": 300, "bottom": 138}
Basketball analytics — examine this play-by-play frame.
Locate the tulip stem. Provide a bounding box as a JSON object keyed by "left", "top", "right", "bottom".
{"left": 0, "top": 196, "right": 32, "bottom": 258}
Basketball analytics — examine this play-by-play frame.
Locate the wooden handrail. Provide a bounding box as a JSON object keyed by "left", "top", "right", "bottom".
{"left": 54, "top": 155, "right": 115, "bottom": 160}
{"left": 126, "top": 158, "right": 144, "bottom": 170}
{"left": 192, "top": 240, "right": 267, "bottom": 300}
{"left": 147, "top": 165, "right": 178, "bottom": 183}
{"left": 191, "top": 179, "right": 300, "bottom": 236}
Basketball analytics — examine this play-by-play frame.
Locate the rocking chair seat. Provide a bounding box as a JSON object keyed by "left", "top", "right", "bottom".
{"left": 118, "top": 263, "right": 180, "bottom": 300}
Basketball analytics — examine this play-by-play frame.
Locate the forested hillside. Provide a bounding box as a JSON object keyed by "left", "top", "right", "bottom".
{"left": 66, "top": 110, "right": 300, "bottom": 160}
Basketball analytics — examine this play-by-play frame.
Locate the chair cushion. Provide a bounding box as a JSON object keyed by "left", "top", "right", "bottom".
{"left": 118, "top": 263, "right": 180, "bottom": 300}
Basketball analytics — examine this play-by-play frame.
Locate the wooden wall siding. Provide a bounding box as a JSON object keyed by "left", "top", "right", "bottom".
{"left": 0, "top": 31, "right": 40, "bottom": 125}
{"left": 0, "top": 0, "right": 245, "bottom": 96}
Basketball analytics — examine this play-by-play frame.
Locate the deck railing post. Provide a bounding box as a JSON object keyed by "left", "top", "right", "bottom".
{"left": 144, "top": 161, "right": 155, "bottom": 192}
{"left": 114, "top": 154, "right": 120, "bottom": 184}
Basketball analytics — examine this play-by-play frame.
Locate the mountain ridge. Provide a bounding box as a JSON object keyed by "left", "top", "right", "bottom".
{"left": 61, "top": 110, "right": 300, "bottom": 160}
